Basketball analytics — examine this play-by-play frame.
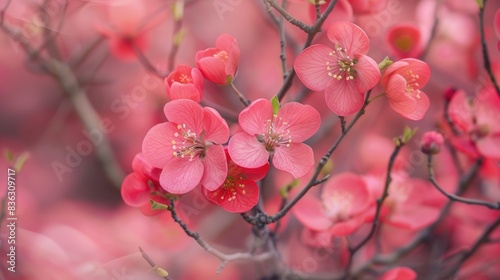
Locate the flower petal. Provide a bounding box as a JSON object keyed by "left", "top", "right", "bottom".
{"left": 322, "top": 172, "right": 371, "bottom": 218}
{"left": 168, "top": 83, "right": 202, "bottom": 102}
{"left": 293, "top": 194, "right": 333, "bottom": 231}
{"left": 403, "top": 91, "right": 430, "bottom": 120}
{"left": 273, "top": 143, "right": 314, "bottom": 178}
{"left": 121, "top": 173, "right": 150, "bottom": 207}
{"left": 228, "top": 132, "right": 269, "bottom": 168}
{"left": 385, "top": 74, "right": 418, "bottom": 115}
{"left": 163, "top": 99, "right": 204, "bottom": 135}
{"left": 325, "top": 79, "right": 365, "bottom": 116}
{"left": 238, "top": 99, "right": 273, "bottom": 135}
{"left": 202, "top": 107, "right": 230, "bottom": 144}
{"left": 294, "top": 44, "right": 336, "bottom": 91}
{"left": 477, "top": 133, "right": 500, "bottom": 159}
{"left": 160, "top": 157, "right": 203, "bottom": 194}
{"left": 355, "top": 55, "right": 381, "bottom": 92}
{"left": 203, "top": 179, "right": 259, "bottom": 213}
{"left": 277, "top": 102, "right": 321, "bottom": 142}
{"left": 142, "top": 122, "right": 178, "bottom": 168}
{"left": 200, "top": 145, "right": 228, "bottom": 191}
{"left": 381, "top": 267, "right": 417, "bottom": 280}
{"left": 387, "top": 205, "right": 439, "bottom": 230}
{"left": 327, "top": 21, "right": 370, "bottom": 55}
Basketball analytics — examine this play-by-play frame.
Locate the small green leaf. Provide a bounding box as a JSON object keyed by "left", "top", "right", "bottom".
{"left": 150, "top": 200, "right": 170, "bottom": 211}
{"left": 475, "top": 0, "right": 483, "bottom": 8}
{"left": 378, "top": 56, "right": 393, "bottom": 71}
{"left": 3, "top": 149, "right": 14, "bottom": 163}
{"left": 320, "top": 159, "right": 334, "bottom": 177}
{"left": 13, "top": 152, "right": 30, "bottom": 172}
{"left": 271, "top": 96, "right": 280, "bottom": 115}
{"left": 154, "top": 267, "right": 169, "bottom": 277}
{"left": 279, "top": 179, "right": 299, "bottom": 198}
{"left": 402, "top": 126, "right": 418, "bottom": 144}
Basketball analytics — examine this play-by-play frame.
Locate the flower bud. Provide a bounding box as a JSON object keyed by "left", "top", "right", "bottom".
{"left": 421, "top": 131, "right": 444, "bottom": 155}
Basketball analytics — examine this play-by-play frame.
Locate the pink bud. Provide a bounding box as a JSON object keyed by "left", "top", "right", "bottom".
{"left": 421, "top": 131, "right": 444, "bottom": 155}
{"left": 443, "top": 87, "right": 457, "bottom": 102}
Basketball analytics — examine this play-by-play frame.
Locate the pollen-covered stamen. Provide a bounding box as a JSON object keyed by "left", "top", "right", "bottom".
{"left": 326, "top": 44, "right": 358, "bottom": 81}
{"left": 214, "top": 50, "right": 229, "bottom": 62}
{"left": 323, "top": 192, "right": 353, "bottom": 221}
{"left": 171, "top": 124, "right": 206, "bottom": 160}
{"left": 403, "top": 70, "right": 421, "bottom": 98}
{"left": 214, "top": 176, "right": 246, "bottom": 202}
{"left": 258, "top": 114, "right": 292, "bottom": 153}
{"left": 175, "top": 73, "right": 193, "bottom": 84}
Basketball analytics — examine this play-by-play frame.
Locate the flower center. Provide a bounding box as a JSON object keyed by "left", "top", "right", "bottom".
{"left": 258, "top": 114, "right": 292, "bottom": 153}
{"left": 323, "top": 192, "right": 353, "bottom": 221}
{"left": 326, "top": 44, "right": 358, "bottom": 81}
{"left": 176, "top": 73, "right": 192, "bottom": 84}
{"left": 171, "top": 124, "right": 206, "bottom": 160}
{"left": 212, "top": 176, "right": 246, "bottom": 202}
{"left": 214, "top": 50, "right": 229, "bottom": 62}
{"left": 403, "top": 70, "right": 421, "bottom": 98}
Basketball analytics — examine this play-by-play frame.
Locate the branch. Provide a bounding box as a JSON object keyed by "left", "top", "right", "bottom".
{"left": 139, "top": 247, "right": 173, "bottom": 280}
{"left": 168, "top": 198, "right": 273, "bottom": 274}
{"left": 479, "top": 0, "right": 500, "bottom": 97}
{"left": 133, "top": 44, "right": 168, "bottom": 78}
{"left": 420, "top": 0, "right": 441, "bottom": 59}
{"left": 278, "top": 0, "right": 288, "bottom": 79}
{"left": 230, "top": 82, "right": 251, "bottom": 107}
{"left": 427, "top": 155, "right": 500, "bottom": 209}
{"left": 265, "top": 0, "right": 311, "bottom": 33}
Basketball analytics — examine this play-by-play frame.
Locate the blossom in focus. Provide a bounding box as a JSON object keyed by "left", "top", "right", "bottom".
{"left": 386, "top": 24, "right": 423, "bottom": 59}
{"left": 195, "top": 34, "right": 240, "bottom": 85}
{"left": 293, "top": 173, "right": 371, "bottom": 236}
{"left": 228, "top": 98, "right": 321, "bottom": 178}
{"left": 203, "top": 150, "right": 269, "bottom": 213}
{"left": 142, "top": 99, "right": 229, "bottom": 194}
{"left": 120, "top": 153, "right": 171, "bottom": 216}
{"left": 165, "top": 65, "right": 204, "bottom": 102}
{"left": 294, "top": 21, "right": 380, "bottom": 116}
{"left": 380, "top": 58, "right": 431, "bottom": 120}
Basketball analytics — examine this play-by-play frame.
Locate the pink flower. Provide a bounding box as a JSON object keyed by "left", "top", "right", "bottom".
{"left": 386, "top": 24, "right": 423, "bottom": 59}
{"left": 195, "top": 34, "right": 240, "bottom": 85}
{"left": 349, "top": 0, "right": 387, "bottom": 14}
{"left": 495, "top": 9, "right": 500, "bottom": 51}
{"left": 421, "top": 131, "right": 444, "bottom": 155}
{"left": 228, "top": 99, "right": 320, "bottom": 178}
{"left": 165, "top": 65, "right": 204, "bottom": 102}
{"left": 202, "top": 149, "right": 269, "bottom": 213}
{"left": 293, "top": 173, "right": 371, "bottom": 236}
{"left": 294, "top": 21, "right": 380, "bottom": 116}
{"left": 380, "top": 58, "right": 431, "bottom": 120}
{"left": 121, "top": 153, "right": 171, "bottom": 216}
{"left": 381, "top": 267, "right": 417, "bottom": 280}
{"left": 142, "top": 99, "right": 230, "bottom": 194}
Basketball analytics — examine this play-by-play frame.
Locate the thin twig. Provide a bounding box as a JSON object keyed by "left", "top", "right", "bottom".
{"left": 278, "top": 0, "right": 288, "bottom": 79}
{"left": 265, "top": 0, "right": 311, "bottom": 33}
{"left": 230, "top": 82, "right": 251, "bottom": 106}
{"left": 167, "top": 0, "right": 184, "bottom": 73}
{"left": 133, "top": 44, "right": 168, "bottom": 78}
{"left": 479, "top": 0, "right": 500, "bottom": 97}
{"left": 139, "top": 247, "right": 172, "bottom": 280}
{"left": 420, "top": 0, "right": 441, "bottom": 59}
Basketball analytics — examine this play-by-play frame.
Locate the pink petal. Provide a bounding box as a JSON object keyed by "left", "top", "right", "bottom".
{"left": 200, "top": 145, "right": 228, "bottom": 191}
{"left": 354, "top": 54, "right": 381, "bottom": 92}
{"left": 238, "top": 99, "right": 273, "bottom": 135}
{"left": 196, "top": 54, "right": 229, "bottom": 85}
{"left": 277, "top": 102, "right": 321, "bottom": 142}
{"left": 142, "top": 122, "right": 178, "bottom": 168}
{"left": 387, "top": 24, "right": 423, "bottom": 59}
{"left": 495, "top": 9, "right": 500, "bottom": 38}
{"left": 160, "top": 157, "right": 204, "bottom": 194}
{"left": 477, "top": 133, "right": 500, "bottom": 159}
{"left": 121, "top": 173, "right": 150, "bottom": 207}
{"left": 387, "top": 205, "right": 439, "bottom": 230}
{"left": 404, "top": 91, "right": 430, "bottom": 120}
{"left": 163, "top": 99, "right": 204, "bottom": 135}
{"left": 216, "top": 33, "right": 237, "bottom": 52}
{"left": 448, "top": 90, "right": 474, "bottom": 132}
{"left": 330, "top": 217, "right": 365, "bottom": 236}
{"left": 293, "top": 194, "right": 333, "bottom": 231}
{"left": 168, "top": 83, "right": 202, "bottom": 102}
{"left": 202, "top": 107, "right": 230, "bottom": 144}
{"left": 382, "top": 58, "right": 430, "bottom": 89}
{"left": 381, "top": 267, "right": 417, "bottom": 280}
{"left": 132, "top": 153, "right": 160, "bottom": 180}
{"left": 385, "top": 74, "right": 418, "bottom": 115}
{"left": 203, "top": 179, "right": 258, "bottom": 213}
{"left": 325, "top": 80, "right": 365, "bottom": 116}
{"left": 322, "top": 172, "right": 370, "bottom": 217}
{"left": 236, "top": 163, "right": 270, "bottom": 182}
{"left": 228, "top": 132, "right": 269, "bottom": 168}
{"left": 380, "top": 60, "right": 409, "bottom": 87}
{"left": 327, "top": 21, "right": 370, "bottom": 55}
{"left": 273, "top": 143, "right": 314, "bottom": 178}
{"left": 294, "top": 44, "right": 336, "bottom": 91}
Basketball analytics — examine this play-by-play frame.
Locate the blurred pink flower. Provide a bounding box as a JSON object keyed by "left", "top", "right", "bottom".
{"left": 293, "top": 173, "right": 371, "bottom": 236}
{"left": 203, "top": 149, "right": 269, "bottom": 213}
{"left": 495, "top": 9, "right": 500, "bottom": 51}
{"left": 381, "top": 267, "right": 417, "bottom": 280}
{"left": 195, "top": 34, "right": 240, "bottom": 85}
{"left": 228, "top": 99, "right": 320, "bottom": 178}
{"left": 386, "top": 24, "right": 423, "bottom": 59}
{"left": 448, "top": 88, "right": 500, "bottom": 159}
{"left": 307, "top": 0, "right": 353, "bottom": 27}
{"left": 165, "top": 65, "right": 204, "bottom": 103}
{"left": 380, "top": 58, "right": 431, "bottom": 120}
{"left": 349, "top": 0, "right": 387, "bottom": 14}
{"left": 294, "top": 21, "right": 380, "bottom": 116}
{"left": 142, "top": 99, "right": 229, "bottom": 194}
{"left": 421, "top": 131, "right": 444, "bottom": 155}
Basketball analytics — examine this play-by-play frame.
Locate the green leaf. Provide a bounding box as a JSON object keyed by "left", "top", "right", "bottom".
{"left": 279, "top": 179, "right": 299, "bottom": 198}
{"left": 402, "top": 126, "right": 418, "bottom": 144}
{"left": 150, "top": 200, "right": 170, "bottom": 211}
{"left": 475, "top": 0, "right": 483, "bottom": 8}
{"left": 3, "top": 149, "right": 14, "bottom": 163}
{"left": 13, "top": 152, "right": 30, "bottom": 172}
{"left": 271, "top": 96, "right": 280, "bottom": 115}
{"left": 378, "top": 56, "right": 393, "bottom": 71}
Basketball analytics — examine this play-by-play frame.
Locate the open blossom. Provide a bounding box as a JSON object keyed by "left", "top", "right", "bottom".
{"left": 294, "top": 21, "right": 380, "bottom": 116}
{"left": 228, "top": 99, "right": 320, "bottom": 178}
{"left": 202, "top": 150, "right": 269, "bottom": 213}
{"left": 386, "top": 24, "right": 423, "bottom": 59}
{"left": 293, "top": 173, "right": 371, "bottom": 236}
{"left": 142, "top": 99, "right": 229, "bottom": 194}
{"left": 195, "top": 34, "right": 240, "bottom": 85}
{"left": 380, "top": 58, "right": 431, "bottom": 120}
{"left": 165, "top": 65, "right": 204, "bottom": 102}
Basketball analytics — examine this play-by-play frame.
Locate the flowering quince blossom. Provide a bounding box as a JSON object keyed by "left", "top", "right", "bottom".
{"left": 448, "top": 88, "right": 500, "bottom": 159}
{"left": 293, "top": 173, "right": 371, "bottom": 236}
{"left": 195, "top": 34, "right": 240, "bottom": 85}
{"left": 202, "top": 150, "right": 269, "bottom": 213}
{"left": 294, "top": 21, "right": 380, "bottom": 116}
{"left": 165, "top": 65, "right": 204, "bottom": 102}
{"left": 121, "top": 153, "right": 171, "bottom": 216}
{"left": 386, "top": 24, "right": 423, "bottom": 59}
{"left": 380, "top": 58, "right": 431, "bottom": 120}
{"left": 142, "top": 99, "right": 230, "bottom": 194}
{"left": 228, "top": 99, "right": 321, "bottom": 178}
